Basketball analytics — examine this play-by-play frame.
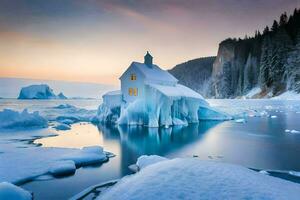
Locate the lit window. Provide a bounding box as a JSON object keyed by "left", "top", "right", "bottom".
{"left": 130, "top": 74, "right": 136, "bottom": 80}
{"left": 128, "top": 88, "right": 138, "bottom": 96}
{"left": 129, "top": 88, "right": 133, "bottom": 96}
{"left": 134, "top": 88, "right": 138, "bottom": 96}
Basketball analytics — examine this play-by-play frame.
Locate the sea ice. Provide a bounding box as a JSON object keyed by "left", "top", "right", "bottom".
{"left": 270, "top": 115, "right": 278, "bottom": 119}
{"left": 53, "top": 123, "right": 71, "bottom": 131}
{"left": 136, "top": 155, "right": 168, "bottom": 170}
{"left": 0, "top": 109, "right": 48, "bottom": 129}
{"left": 49, "top": 160, "right": 76, "bottom": 177}
{"left": 0, "top": 182, "right": 32, "bottom": 200}
{"left": 0, "top": 145, "right": 109, "bottom": 184}
{"left": 98, "top": 156, "right": 300, "bottom": 200}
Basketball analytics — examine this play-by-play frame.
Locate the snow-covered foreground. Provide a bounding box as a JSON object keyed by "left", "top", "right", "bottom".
{"left": 0, "top": 182, "right": 32, "bottom": 200}
{"left": 98, "top": 156, "right": 300, "bottom": 200}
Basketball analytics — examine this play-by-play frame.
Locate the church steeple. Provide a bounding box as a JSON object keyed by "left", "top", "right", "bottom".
{"left": 144, "top": 51, "right": 153, "bottom": 68}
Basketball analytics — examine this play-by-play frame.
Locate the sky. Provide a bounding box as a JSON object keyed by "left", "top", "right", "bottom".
{"left": 0, "top": 0, "right": 299, "bottom": 85}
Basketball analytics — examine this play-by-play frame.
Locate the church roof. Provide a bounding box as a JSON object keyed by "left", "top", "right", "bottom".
{"left": 147, "top": 83, "right": 206, "bottom": 101}
{"left": 124, "top": 62, "right": 178, "bottom": 84}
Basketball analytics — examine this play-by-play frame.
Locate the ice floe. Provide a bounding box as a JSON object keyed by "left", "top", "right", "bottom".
{"left": 0, "top": 145, "right": 109, "bottom": 184}
{"left": 0, "top": 109, "right": 48, "bottom": 130}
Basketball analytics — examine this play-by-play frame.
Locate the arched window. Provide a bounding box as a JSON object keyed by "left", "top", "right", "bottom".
{"left": 130, "top": 74, "right": 136, "bottom": 80}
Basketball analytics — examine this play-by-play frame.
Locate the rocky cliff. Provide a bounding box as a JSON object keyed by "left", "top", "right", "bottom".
{"left": 170, "top": 9, "right": 300, "bottom": 99}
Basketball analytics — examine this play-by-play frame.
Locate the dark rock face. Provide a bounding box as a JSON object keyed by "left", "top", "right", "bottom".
{"left": 169, "top": 57, "right": 216, "bottom": 97}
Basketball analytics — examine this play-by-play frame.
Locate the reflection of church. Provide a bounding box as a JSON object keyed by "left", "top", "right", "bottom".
{"left": 97, "top": 121, "right": 220, "bottom": 176}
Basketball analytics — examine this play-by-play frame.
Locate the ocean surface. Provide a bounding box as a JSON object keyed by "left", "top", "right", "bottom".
{"left": 1, "top": 99, "right": 300, "bottom": 199}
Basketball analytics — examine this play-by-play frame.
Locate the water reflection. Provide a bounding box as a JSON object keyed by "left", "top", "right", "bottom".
{"left": 97, "top": 122, "right": 220, "bottom": 175}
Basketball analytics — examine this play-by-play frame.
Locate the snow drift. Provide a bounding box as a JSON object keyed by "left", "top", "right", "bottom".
{"left": 98, "top": 156, "right": 300, "bottom": 200}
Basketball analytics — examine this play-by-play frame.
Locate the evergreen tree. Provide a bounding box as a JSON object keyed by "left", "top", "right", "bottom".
{"left": 269, "top": 29, "right": 293, "bottom": 93}
{"left": 271, "top": 20, "right": 279, "bottom": 32}
{"left": 259, "top": 35, "right": 271, "bottom": 89}
{"left": 279, "top": 12, "right": 288, "bottom": 27}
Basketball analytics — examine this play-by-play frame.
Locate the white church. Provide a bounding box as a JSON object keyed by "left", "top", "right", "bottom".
{"left": 98, "top": 52, "right": 230, "bottom": 127}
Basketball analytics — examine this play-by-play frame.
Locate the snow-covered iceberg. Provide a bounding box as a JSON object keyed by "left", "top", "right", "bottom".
{"left": 0, "top": 109, "right": 48, "bottom": 129}
{"left": 94, "top": 53, "right": 231, "bottom": 127}
{"left": 97, "top": 156, "right": 300, "bottom": 200}
{"left": 18, "top": 84, "right": 67, "bottom": 99}
{"left": 95, "top": 87, "right": 231, "bottom": 127}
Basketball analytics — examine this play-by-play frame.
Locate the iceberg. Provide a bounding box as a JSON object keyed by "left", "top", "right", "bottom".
{"left": 97, "top": 156, "right": 300, "bottom": 200}
{"left": 18, "top": 84, "right": 67, "bottom": 99}
{"left": 0, "top": 109, "right": 48, "bottom": 129}
{"left": 95, "top": 86, "right": 231, "bottom": 127}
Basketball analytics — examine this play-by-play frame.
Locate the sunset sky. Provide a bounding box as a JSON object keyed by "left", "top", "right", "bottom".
{"left": 0, "top": 0, "right": 299, "bottom": 85}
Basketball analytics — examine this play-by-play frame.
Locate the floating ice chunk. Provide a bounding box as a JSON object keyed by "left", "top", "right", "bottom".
{"left": 291, "top": 130, "right": 300, "bottom": 134}
{"left": 235, "top": 118, "right": 246, "bottom": 123}
{"left": 136, "top": 155, "right": 168, "bottom": 170}
{"left": 54, "top": 123, "right": 71, "bottom": 131}
{"left": 0, "top": 182, "right": 32, "bottom": 200}
{"left": 98, "top": 157, "right": 300, "bottom": 200}
{"left": 0, "top": 109, "right": 48, "bottom": 129}
{"left": 289, "top": 171, "right": 300, "bottom": 177}
{"left": 285, "top": 129, "right": 291, "bottom": 133}
{"left": 259, "top": 170, "right": 270, "bottom": 175}
{"left": 63, "top": 146, "right": 107, "bottom": 166}
{"left": 270, "top": 115, "right": 277, "bottom": 119}
{"left": 53, "top": 104, "right": 74, "bottom": 109}
{"left": 49, "top": 160, "right": 76, "bottom": 177}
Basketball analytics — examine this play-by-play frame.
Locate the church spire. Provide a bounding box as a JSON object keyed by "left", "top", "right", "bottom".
{"left": 144, "top": 51, "right": 153, "bottom": 68}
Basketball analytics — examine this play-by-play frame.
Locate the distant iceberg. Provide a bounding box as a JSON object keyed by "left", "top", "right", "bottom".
{"left": 18, "top": 84, "right": 67, "bottom": 99}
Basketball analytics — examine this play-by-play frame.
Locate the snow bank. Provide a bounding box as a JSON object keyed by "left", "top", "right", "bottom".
{"left": 0, "top": 182, "right": 32, "bottom": 200}
{"left": 272, "top": 91, "right": 300, "bottom": 100}
{"left": 0, "top": 109, "right": 48, "bottom": 129}
{"left": 98, "top": 156, "right": 300, "bottom": 200}
{"left": 136, "top": 155, "right": 168, "bottom": 170}
{"left": 0, "top": 145, "right": 108, "bottom": 184}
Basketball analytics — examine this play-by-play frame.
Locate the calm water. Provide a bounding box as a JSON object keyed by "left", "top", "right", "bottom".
{"left": 1, "top": 99, "right": 300, "bottom": 199}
